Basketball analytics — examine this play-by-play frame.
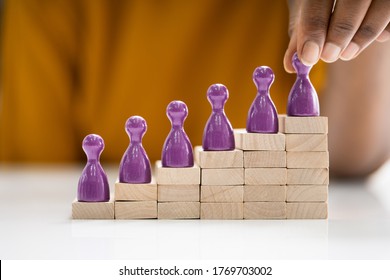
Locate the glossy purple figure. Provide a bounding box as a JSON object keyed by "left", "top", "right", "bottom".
{"left": 287, "top": 52, "right": 320, "bottom": 116}
{"left": 77, "top": 134, "right": 110, "bottom": 202}
{"left": 246, "top": 66, "right": 279, "bottom": 133}
{"left": 202, "top": 84, "right": 235, "bottom": 151}
{"left": 162, "top": 100, "right": 194, "bottom": 167}
{"left": 119, "top": 116, "right": 152, "bottom": 183}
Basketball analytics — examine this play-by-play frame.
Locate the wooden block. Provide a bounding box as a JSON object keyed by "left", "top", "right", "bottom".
{"left": 201, "top": 185, "right": 243, "bottom": 202}
{"left": 244, "top": 202, "right": 286, "bottom": 219}
{"left": 287, "top": 168, "right": 329, "bottom": 185}
{"left": 201, "top": 203, "right": 243, "bottom": 219}
{"left": 284, "top": 116, "right": 328, "bottom": 134}
{"left": 158, "top": 185, "right": 199, "bottom": 202}
{"left": 115, "top": 180, "right": 157, "bottom": 201}
{"left": 286, "top": 185, "right": 328, "bottom": 202}
{"left": 245, "top": 168, "right": 286, "bottom": 185}
{"left": 287, "top": 151, "right": 329, "bottom": 168}
{"left": 278, "top": 114, "right": 286, "bottom": 133}
{"left": 286, "top": 134, "right": 328, "bottom": 151}
{"left": 194, "top": 146, "right": 243, "bottom": 168}
{"left": 201, "top": 168, "right": 244, "bottom": 185}
{"left": 234, "top": 129, "right": 285, "bottom": 151}
{"left": 244, "top": 185, "right": 286, "bottom": 202}
{"left": 72, "top": 198, "right": 114, "bottom": 219}
{"left": 156, "top": 161, "right": 200, "bottom": 185}
{"left": 158, "top": 202, "right": 200, "bottom": 219}
{"left": 244, "top": 151, "right": 286, "bottom": 168}
{"left": 115, "top": 201, "right": 157, "bottom": 219}
{"left": 287, "top": 202, "right": 328, "bottom": 219}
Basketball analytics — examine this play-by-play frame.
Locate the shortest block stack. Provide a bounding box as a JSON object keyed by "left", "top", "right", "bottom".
{"left": 156, "top": 161, "right": 201, "bottom": 219}
{"left": 279, "top": 115, "right": 329, "bottom": 219}
{"left": 72, "top": 198, "right": 115, "bottom": 219}
{"left": 195, "top": 146, "right": 244, "bottom": 219}
{"left": 234, "top": 129, "right": 287, "bottom": 219}
{"left": 114, "top": 179, "right": 158, "bottom": 219}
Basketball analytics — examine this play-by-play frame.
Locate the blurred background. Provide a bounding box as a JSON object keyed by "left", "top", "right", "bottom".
{"left": 0, "top": 0, "right": 326, "bottom": 164}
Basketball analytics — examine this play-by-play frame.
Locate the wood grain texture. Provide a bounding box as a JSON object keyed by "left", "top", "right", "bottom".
{"left": 244, "top": 185, "right": 286, "bottom": 202}
{"left": 278, "top": 114, "right": 286, "bottom": 133}
{"left": 115, "top": 180, "right": 157, "bottom": 201}
{"left": 245, "top": 168, "right": 287, "bottom": 185}
{"left": 244, "top": 202, "right": 286, "bottom": 219}
{"left": 286, "top": 185, "right": 328, "bottom": 202}
{"left": 287, "top": 151, "right": 329, "bottom": 168}
{"left": 234, "top": 129, "right": 285, "bottom": 151}
{"left": 158, "top": 202, "right": 200, "bottom": 219}
{"left": 286, "top": 202, "right": 328, "bottom": 219}
{"left": 244, "top": 151, "right": 286, "bottom": 168}
{"left": 194, "top": 146, "right": 243, "bottom": 168}
{"left": 72, "top": 198, "right": 115, "bottom": 219}
{"left": 287, "top": 168, "right": 329, "bottom": 185}
{"left": 156, "top": 161, "right": 200, "bottom": 185}
{"left": 285, "top": 134, "right": 328, "bottom": 151}
{"left": 201, "top": 203, "right": 243, "bottom": 219}
{"left": 284, "top": 116, "right": 328, "bottom": 134}
{"left": 201, "top": 185, "right": 244, "bottom": 202}
{"left": 158, "top": 185, "right": 200, "bottom": 202}
{"left": 202, "top": 168, "right": 244, "bottom": 186}
{"left": 115, "top": 201, "right": 157, "bottom": 219}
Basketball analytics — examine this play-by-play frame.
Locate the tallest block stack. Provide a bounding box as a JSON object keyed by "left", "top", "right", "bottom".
{"left": 280, "top": 115, "right": 329, "bottom": 219}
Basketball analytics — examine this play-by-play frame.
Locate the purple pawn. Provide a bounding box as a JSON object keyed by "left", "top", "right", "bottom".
{"left": 77, "top": 134, "right": 110, "bottom": 202}
{"left": 202, "top": 84, "right": 235, "bottom": 151}
{"left": 119, "top": 116, "right": 152, "bottom": 183}
{"left": 162, "top": 100, "right": 194, "bottom": 167}
{"left": 246, "top": 66, "right": 279, "bottom": 133}
{"left": 287, "top": 53, "right": 320, "bottom": 116}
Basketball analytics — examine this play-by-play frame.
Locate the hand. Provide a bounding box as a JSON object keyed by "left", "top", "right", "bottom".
{"left": 284, "top": 0, "right": 390, "bottom": 73}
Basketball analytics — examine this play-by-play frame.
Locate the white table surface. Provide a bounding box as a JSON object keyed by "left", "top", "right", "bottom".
{"left": 1, "top": 162, "right": 390, "bottom": 260}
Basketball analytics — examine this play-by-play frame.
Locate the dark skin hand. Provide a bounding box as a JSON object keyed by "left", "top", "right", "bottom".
{"left": 284, "top": 0, "right": 390, "bottom": 177}
{"left": 285, "top": 0, "right": 390, "bottom": 70}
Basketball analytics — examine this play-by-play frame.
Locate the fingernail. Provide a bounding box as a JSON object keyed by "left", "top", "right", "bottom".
{"left": 377, "top": 30, "right": 390, "bottom": 42}
{"left": 340, "top": 42, "right": 359, "bottom": 61}
{"left": 321, "top": 43, "right": 341, "bottom": 63}
{"left": 301, "top": 41, "right": 320, "bottom": 65}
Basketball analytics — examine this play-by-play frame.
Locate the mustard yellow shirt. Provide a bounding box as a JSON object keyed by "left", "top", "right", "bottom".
{"left": 0, "top": 0, "right": 325, "bottom": 163}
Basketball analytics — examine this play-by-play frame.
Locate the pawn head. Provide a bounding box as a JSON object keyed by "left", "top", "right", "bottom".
{"left": 82, "top": 134, "right": 104, "bottom": 161}
{"left": 166, "top": 100, "right": 188, "bottom": 126}
{"left": 207, "top": 83, "right": 228, "bottom": 111}
{"left": 292, "top": 52, "right": 312, "bottom": 75}
{"left": 125, "top": 116, "right": 147, "bottom": 141}
{"left": 253, "top": 66, "right": 275, "bottom": 91}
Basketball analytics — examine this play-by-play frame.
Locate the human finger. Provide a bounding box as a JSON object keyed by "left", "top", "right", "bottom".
{"left": 297, "top": 0, "right": 334, "bottom": 66}
{"left": 376, "top": 23, "right": 390, "bottom": 42}
{"left": 340, "top": 0, "right": 390, "bottom": 60}
{"left": 284, "top": 31, "right": 298, "bottom": 73}
{"left": 321, "top": 0, "right": 371, "bottom": 63}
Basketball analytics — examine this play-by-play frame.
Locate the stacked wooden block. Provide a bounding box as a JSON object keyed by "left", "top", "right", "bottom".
{"left": 155, "top": 161, "right": 201, "bottom": 219}
{"left": 279, "top": 115, "right": 329, "bottom": 219}
{"left": 72, "top": 198, "right": 115, "bottom": 219}
{"left": 114, "top": 179, "right": 158, "bottom": 219}
{"left": 234, "top": 129, "right": 287, "bottom": 219}
{"left": 72, "top": 116, "right": 329, "bottom": 220}
{"left": 195, "top": 147, "right": 244, "bottom": 219}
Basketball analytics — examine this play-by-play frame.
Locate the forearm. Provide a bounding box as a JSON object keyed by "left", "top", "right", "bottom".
{"left": 321, "top": 40, "right": 390, "bottom": 177}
